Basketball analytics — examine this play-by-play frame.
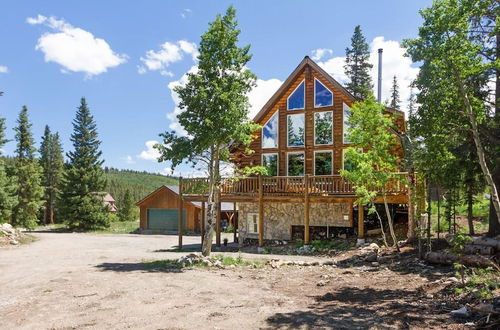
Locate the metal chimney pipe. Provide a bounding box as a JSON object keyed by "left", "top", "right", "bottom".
{"left": 377, "top": 48, "right": 384, "bottom": 103}
{"left": 377, "top": 48, "right": 383, "bottom": 103}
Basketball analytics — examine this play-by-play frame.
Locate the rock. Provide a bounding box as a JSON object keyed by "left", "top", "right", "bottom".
{"left": 450, "top": 306, "right": 470, "bottom": 318}
{"left": 448, "top": 277, "right": 460, "bottom": 283}
{"left": 213, "top": 260, "right": 224, "bottom": 269}
{"left": 371, "top": 262, "right": 380, "bottom": 267}
{"left": 227, "top": 265, "right": 236, "bottom": 269}
{"left": 202, "top": 260, "right": 213, "bottom": 267}
{"left": 377, "top": 257, "right": 387, "bottom": 264}
{"left": 10, "top": 239, "right": 19, "bottom": 245}
{"left": 364, "top": 252, "right": 378, "bottom": 262}
{"left": 320, "top": 274, "right": 331, "bottom": 279}
{"left": 368, "top": 243, "right": 380, "bottom": 251}
{"left": 268, "top": 259, "right": 281, "bottom": 269}
{"left": 426, "top": 294, "right": 434, "bottom": 299}
{"left": 316, "top": 280, "right": 329, "bottom": 286}
{"left": 310, "top": 261, "right": 320, "bottom": 266}
{"left": 322, "top": 260, "right": 335, "bottom": 266}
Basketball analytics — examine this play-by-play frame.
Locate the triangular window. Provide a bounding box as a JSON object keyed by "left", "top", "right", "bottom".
{"left": 314, "top": 79, "right": 333, "bottom": 107}
{"left": 287, "top": 80, "right": 305, "bottom": 110}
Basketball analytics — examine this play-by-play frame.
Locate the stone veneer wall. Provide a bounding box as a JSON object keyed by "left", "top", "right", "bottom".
{"left": 238, "top": 201, "right": 351, "bottom": 241}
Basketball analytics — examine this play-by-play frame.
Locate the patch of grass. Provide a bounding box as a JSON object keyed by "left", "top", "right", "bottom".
{"left": 453, "top": 264, "right": 500, "bottom": 299}
{"left": 19, "top": 234, "right": 37, "bottom": 245}
{"left": 141, "top": 259, "right": 183, "bottom": 270}
{"left": 88, "top": 220, "right": 139, "bottom": 234}
{"left": 212, "top": 254, "right": 264, "bottom": 268}
{"left": 153, "top": 247, "right": 198, "bottom": 253}
{"left": 141, "top": 254, "right": 264, "bottom": 270}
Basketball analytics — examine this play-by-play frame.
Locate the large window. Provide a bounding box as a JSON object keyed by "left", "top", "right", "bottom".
{"left": 314, "top": 79, "right": 333, "bottom": 107}
{"left": 287, "top": 114, "right": 305, "bottom": 147}
{"left": 262, "top": 153, "right": 278, "bottom": 176}
{"left": 287, "top": 80, "right": 305, "bottom": 110}
{"left": 262, "top": 112, "right": 278, "bottom": 149}
{"left": 314, "top": 151, "right": 333, "bottom": 175}
{"left": 247, "top": 213, "right": 258, "bottom": 234}
{"left": 343, "top": 103, "right": 353, "bottom": 144}
{"left": 314, "top": 111, "right": 333, "bottom": 145}
{"left": 287, "top": 152, "right": 305, "bottom": 176}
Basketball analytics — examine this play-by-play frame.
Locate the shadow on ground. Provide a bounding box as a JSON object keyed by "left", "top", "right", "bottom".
{"left": 266, "top": 287, "right": 449, "bottom": 329}
{"left": 95, "top": 261, "right": 184, "bottom": 273}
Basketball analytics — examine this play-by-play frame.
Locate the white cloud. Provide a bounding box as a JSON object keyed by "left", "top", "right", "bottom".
{"left": 161, "top": 167, "right": 174, "bottom": 176}
{"left": 248, "top": 78, "right": 282, "bottom": 120}
{"left": 137, "top": 140, "right": 161, "bottom": 161}
{"left": 315, "top": 36, "right": 419, "bottom": 114}
{"left": 311, "top": 48, "right": 333, "bottom": 61}
{"left": 27, "top": 15, "right": 127, "bottom": 77}
{"left": 138, "top": 40, "right": 198, "bottom": 75}
{"left": 181, "top": 8, "right": 192, "bottom": 19}
{"left": 124, "top": 155, "right": 135, "bottom": 164}
{"left": 0, "top": 65, "right": 8, "bottom": 73}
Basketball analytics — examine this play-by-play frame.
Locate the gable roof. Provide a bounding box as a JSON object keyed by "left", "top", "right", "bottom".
{"left": 136, "top": 185, "right": 235, "bottom": 211}
{"left": 253, "top": 56, "right": 358, "bottom": 124}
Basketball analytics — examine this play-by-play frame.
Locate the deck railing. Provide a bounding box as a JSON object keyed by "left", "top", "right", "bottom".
{"left": 181, "top": 173, "right": 408, "bottom": 198}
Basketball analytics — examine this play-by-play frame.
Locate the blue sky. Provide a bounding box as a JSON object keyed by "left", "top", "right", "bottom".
{"left": 0, "top": 0, "right": 431, "bottom": 176}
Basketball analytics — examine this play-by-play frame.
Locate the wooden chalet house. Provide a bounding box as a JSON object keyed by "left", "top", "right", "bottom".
{"left": 179, "top": 56, "right": 410, "bottom": 247}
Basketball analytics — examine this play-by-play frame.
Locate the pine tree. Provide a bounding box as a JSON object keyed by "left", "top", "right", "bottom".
{"left": 58, "top": 98, "right": 110, "bottom": 230}
{"left": 117, "top": 189, "right": 137, "bottom": 222}
{"left": 344, "top": 25, "right": 373, "bottom": 99}
{"left": 0, "top": 116, "right": 16, "bottom": 223}
{"left": 390, "top": 75, "right": 401, "bottom": 109}
{"left": 11, "top": 106, "right": 44, "bottom": 229}
{"left": 40, "top": 125, "right": 64, "bottom": 224}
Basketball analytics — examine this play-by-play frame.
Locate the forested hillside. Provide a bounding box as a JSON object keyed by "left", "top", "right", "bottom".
{"left": 104, "top": 167, "right": 177, "bottom": 207}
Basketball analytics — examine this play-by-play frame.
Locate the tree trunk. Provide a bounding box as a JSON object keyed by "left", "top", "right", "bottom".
{"left": 383, "top": 194, "right": 400, "bottom": 252}
{"left": 407, "top": 171, "right": 416, "bottom": 242}
{"left": 427, "top": 182, "right": 432, "bottom": 252}
{"left": 437, "top": 185, "right": 441, "bottom": 239}
{"left": 467, "top": 183, "right": 475, "bottom": 236}
{"left": 374, "top": 208, "right": 389, "bottom": 247}
{"left": 202, "top": 147, "right": 220, "bottom": 256}
{"left": 489, "top": 30, "right": 500, "bottom": 237}
{"left": 425, "top": 251, "right": 496, "bottom": 268}
{"left": 454, "top": 74, "right": 500, "bottom": 231}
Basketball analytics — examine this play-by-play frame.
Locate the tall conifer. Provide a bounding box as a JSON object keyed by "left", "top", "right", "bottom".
{"left": 390, "top": 75, "right": 401, "bottom": 109}
{"left": 344, "top": 25, "right": 373, "bottom": 99}
{"left": 40, "top": 125, "right": 64, "bottom": 224}
{"left": 0, "top": 116, "right": 16, "bottom": 223}
{"left": 58, "top": 98, "right": 110, "bottom": 230}
{"left": 11, "top": 106, "right": 44, "bottom": 229}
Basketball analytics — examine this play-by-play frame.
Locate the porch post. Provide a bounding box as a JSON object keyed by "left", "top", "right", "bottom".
{"left": 357, "top": 203, "right": 365, "bottom": 245}
{"left": 304, "top": 174, "right": 310, "bottom": 244}
{"left": 178, "top": 177, "right": 183, "bottom": 248}
{"left": 233, "top": 202, "right": 237, "bottom": 243}
{"left": 201, "top": 201, "right": 205, "bottom": 245}
{"left": 258, "top": 175, "right": 264, "bottom": 247}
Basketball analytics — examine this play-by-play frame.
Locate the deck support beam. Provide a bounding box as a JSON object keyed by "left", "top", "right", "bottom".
{"left": 304, "top": 174, "right": 310, "bottom": 244}
{"left": 233, "top": 202, "right": 237, "bottom": 243}
{"left": 258, "top": 175, "right": 264, "bottom": 247}
{"left": 357, "top": 203, "right": 365, "bottom": 244}
{"left": 178, "top": 177, "right": 183, "bottom": 248}
{"left": 201, "top": 201, "right": 205, "bottom": 245}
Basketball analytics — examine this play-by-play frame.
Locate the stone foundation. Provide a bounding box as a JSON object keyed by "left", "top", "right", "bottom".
{"left": 238, "top": 201, "right": 352, "bottom": 241}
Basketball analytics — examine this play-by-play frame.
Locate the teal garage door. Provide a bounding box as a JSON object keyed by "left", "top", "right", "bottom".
{"left": 147, "top": 209, "right": 187, "bottom": 231}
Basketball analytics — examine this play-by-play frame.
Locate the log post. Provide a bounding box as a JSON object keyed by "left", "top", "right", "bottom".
{"left": 216, "top": 190, "right": 221, "bottom": 247}
{"left": 258, "top": 175, "right": 264, "bottom": 247}
{"left": 233, "top": 202, "right": 237, "bottom": 243}
{"left": 304, "top": 174, "right": 310, "bottom": 244}
{"left": 201, "top": 201, "right": 205, "bottom": 245}
{"left": 358, "top": 203, "right": 365, "bottom": 243}
{"left": 178, "top": 177, "right": 183, "bottom": 248}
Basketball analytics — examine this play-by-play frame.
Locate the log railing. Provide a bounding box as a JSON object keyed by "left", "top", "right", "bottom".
{"left": 181, "top": 173, "right": 408, "bottom": 198}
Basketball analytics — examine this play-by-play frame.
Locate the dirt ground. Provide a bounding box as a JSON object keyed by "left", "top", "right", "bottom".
{"left": 0, "top": 232, "right": 473, "bottom": 329}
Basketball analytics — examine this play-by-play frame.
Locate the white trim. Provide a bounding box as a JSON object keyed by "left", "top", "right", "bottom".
{"left": 313, "top": 78, "right": 333, "bottom": 108}
{"left": 314, "top": 150, "right": 333, "bottom": 176}
{"left": 261, "top": 111, "right": 279, "bottom": 149}
{"left": 313, "top": 111, "right": 333, "bottom": 146}
{"left": 287, "top": 79, "right": 305, "bottom": 110}
{"left": 286, "top": 113, "right": 305, "bottom": 148}
{"left": 343, "top": 102, "right": 352, "bottom": 144}
{"left": 261, "top": 153, "right": 279, "bottom": 176}
{"left": 286, "top": 151, "right": 305, "bottom": 176}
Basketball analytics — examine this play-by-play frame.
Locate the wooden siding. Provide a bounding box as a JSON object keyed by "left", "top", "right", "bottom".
{"left": 231, "top": 60, "right": 406, "bottom": 175}
{"left": 137, "top": 187, "right": 200, "bottom": 231}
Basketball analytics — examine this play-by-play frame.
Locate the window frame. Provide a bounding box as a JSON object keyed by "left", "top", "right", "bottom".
{"left": 261, "top": 111, "right": 279, "bottom": 149}
{"left": 287, "top": 151, "right": 305, "bottom": 177}
{"left": 343, "top": 102, "right": 352, "bottom": 144}
{"left": 314, "top": 150, "right": 334, "bottom": 176}
{"left": 261, "top": 153, "right": 279, "bottom": 177}
{"left": 247, "top": 212, "right": 259, "bottom": 234}
{"left": 287, "top": 113, "right": 305, "bottom": 148}
{"left": 313, "top": 78, "right": 333, "bottom": 108}
{"left": 313, "top": 110, "right": 333, "bottom": 146}
{"left": 287, "top": 79, "right": 305, "bottom": 110}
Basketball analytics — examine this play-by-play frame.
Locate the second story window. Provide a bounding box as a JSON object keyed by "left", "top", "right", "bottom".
{"left": 262, "top": 112, "right": 278, "bottom": 149}
{"left": 314, "top": 79, "right": 333, "bottom": 107}
{"left": 287, "top": 80, "right": 305, "bottom": 110}
{"left": 262, "top": 153, "right": 278, "bottom": 176}
{"left": 343, "top": 103, "right": 353, "bottom": 144}
{"left": 314, "top": 111, "right": 333, "bottom": 145}
{"left": 287, "top": 114, "right": 305, "bottom": 147}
